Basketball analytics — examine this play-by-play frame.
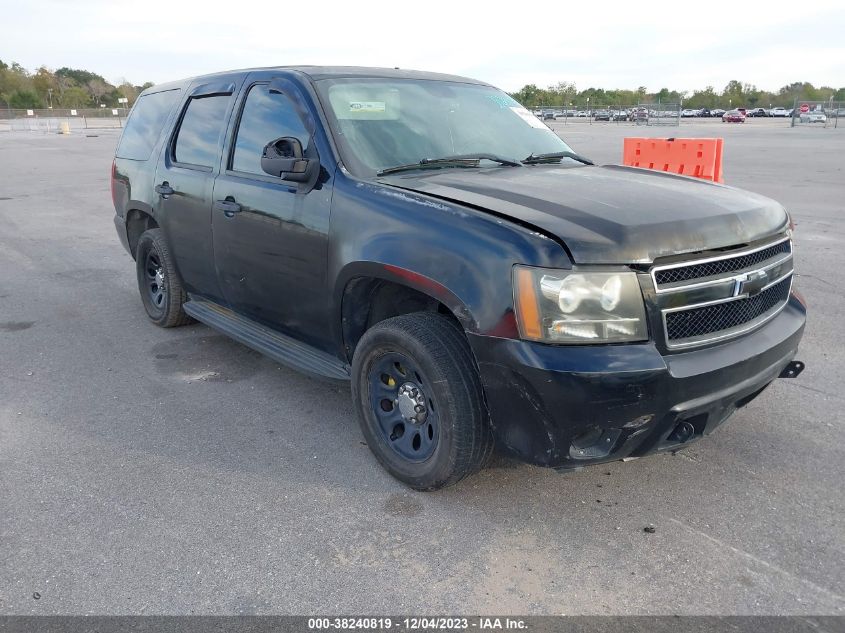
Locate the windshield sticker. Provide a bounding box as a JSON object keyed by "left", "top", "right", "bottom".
{"left": 349, "top": 101, "right": 386, "bottom": 113}
{"left": 511, "top": 106, "right": 547, "bottom": 129}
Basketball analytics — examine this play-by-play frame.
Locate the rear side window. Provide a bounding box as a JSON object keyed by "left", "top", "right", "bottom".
{"left": 115, "top": 89, "right": 180, "bottom": 161}
{"left": 231, "top": 84, "right": 309, "bottom": 176}
{"left": 173, "top": 95, "right": 230, "bottom": 168}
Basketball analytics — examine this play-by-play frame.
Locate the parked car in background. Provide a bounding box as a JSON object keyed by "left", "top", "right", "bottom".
{"left": 699, "top": 108, "right": 712, "bottom": 117}
{"left": 630, "top": 107, "right": 649, "bottom": 123}
{"left": 542, "top": 110, "right": 556, "bottom": 120}
{"left": 800, "top": 110, "right": 827, "bottom": 123}
{"left": 723, "top": 109, "right": 746, "bottom": 123}
{"left": 747, "top": 108, "right": 769, "bottom": 117}
{"left": 594, "top": 110, "right": 611, "bottom": 121}
{"left": 612, "top": 110, "right": 628, "bottom": 121}
{"left": 711, "top": 108, "right": 726, "bottom": 118}
{"left": 770, "top": 107, "right": 788, "bottom": 117}
{"left": 681, "top": 109, "right": 699, "bottom": 117}
{"left": 576, "top": 110, "right": 588, "bottom": 117}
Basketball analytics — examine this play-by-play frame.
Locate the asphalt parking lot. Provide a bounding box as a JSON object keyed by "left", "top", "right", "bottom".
{"left": 1, "top": 120, "right": 843, "bottom": 615}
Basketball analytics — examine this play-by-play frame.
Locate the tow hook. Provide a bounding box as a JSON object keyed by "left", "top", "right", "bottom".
{"left": 779, "top": 360, "right": 805, "bottom": 378}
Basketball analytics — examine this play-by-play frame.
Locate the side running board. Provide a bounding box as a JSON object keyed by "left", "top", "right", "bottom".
{"left": 183, "top": 298, "right": 351, "bottom": 381}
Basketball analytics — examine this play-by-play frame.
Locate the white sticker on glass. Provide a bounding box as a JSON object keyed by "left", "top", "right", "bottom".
{"left": 349, "top": 101, "right": 386, "bottom": 113}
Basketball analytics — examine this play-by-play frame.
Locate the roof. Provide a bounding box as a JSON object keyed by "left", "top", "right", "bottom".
{"left": 293, "top": 66, "right": 490, "bottom": 85}
{"left": 146, "top": 66, "right": 491, "bottom": 94}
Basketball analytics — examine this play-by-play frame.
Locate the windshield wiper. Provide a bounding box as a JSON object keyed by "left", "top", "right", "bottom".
{"left": 377, "top": 154, "right": 522, "bottom": 177}
{"left": 522, "top": 151, "right": 594, "bottom": 166}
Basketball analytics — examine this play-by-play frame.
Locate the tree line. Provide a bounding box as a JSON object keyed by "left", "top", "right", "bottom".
{"left": 0, "top": 60, "right": 153, "bottom": 110}
{"left": 4, "top": 60, "right": 844, "bottom": 112}
{"left": 510, "top": 80, "right": 845, "bottom": 109}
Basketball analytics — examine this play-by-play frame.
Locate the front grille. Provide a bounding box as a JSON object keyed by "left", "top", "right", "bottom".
{"left": 651, "top": 237, "right": 795, "bottom": 349}
{"left": 654, "top": 240, "right": 791, "bottom": 286}
{"left": 665, "top": 276, "right": 791, "bottom": 342}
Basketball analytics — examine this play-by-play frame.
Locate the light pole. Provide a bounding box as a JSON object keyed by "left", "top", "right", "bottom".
{"left": 587, "top": 97, "right": 591, "bottom": 125}
{"left": 47, "top": 88, "right": 53, "bottom": 109}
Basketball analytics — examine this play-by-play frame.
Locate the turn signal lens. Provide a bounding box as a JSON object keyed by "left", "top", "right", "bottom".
{"left": 514, "top": 267, "right": 543, "bottom": 339}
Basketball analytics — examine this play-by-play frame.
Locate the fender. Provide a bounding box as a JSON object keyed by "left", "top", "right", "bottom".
{"left": 113, "top": 159, "right": 157, "bottom": 257}
{"left": 327, "top": 171, "right": 571, "bottom": 358}
{"left": 334, "top": 261, "right": 473, "bottom": 328}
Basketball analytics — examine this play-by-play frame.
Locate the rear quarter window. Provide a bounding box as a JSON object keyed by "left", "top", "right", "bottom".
{"left": 115, "top": 89, "right": 181, "bottom": 161}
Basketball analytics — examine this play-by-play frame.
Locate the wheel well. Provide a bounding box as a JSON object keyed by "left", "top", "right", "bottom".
{"left": 342, "top": 278, "right": 461, "bottom": 360}
{"left": 126, "top": 210, "right": 159, "bottom": 259}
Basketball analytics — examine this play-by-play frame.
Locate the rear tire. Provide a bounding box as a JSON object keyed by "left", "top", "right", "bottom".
{"left": 135, "top": 228, "right": 193, "bottom": 328}
{"left": 351, "top": 312, "right": 494, "bottom": 490}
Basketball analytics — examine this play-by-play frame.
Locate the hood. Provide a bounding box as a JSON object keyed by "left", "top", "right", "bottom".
{"left": 379, "top": 165, "right": 789, "bottom": 264}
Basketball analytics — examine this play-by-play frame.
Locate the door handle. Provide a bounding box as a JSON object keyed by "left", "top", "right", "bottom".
{"left": 154, "top": 182, "right": 174, "bottom": 197}
{"left": 214, "top": 198, "right": 242, "bottom": 217}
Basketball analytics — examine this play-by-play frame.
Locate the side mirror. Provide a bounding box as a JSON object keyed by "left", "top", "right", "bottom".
{"left": 261, "top": 137, "right": 315, "bottom": 182}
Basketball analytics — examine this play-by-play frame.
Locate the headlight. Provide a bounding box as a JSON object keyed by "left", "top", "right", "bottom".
{"left": 513, "top": 266, "right": 648, "bottom": 343}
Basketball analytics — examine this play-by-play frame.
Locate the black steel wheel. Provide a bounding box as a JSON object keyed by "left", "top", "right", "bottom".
{"left": 367, "top": 352, "right": 439, "bottom": 463}
{"left": 144, "top": 249, "right": 166, "bottom": 311}
{"left": 352, "top": 312, "right": 494, "bottom": 490}
{"left": 135, "top": 228, "right": 193, "bottom": 328}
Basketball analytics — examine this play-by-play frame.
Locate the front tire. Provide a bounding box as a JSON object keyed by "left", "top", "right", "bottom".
{"left": 351, "top": 313, "right": 494, "bottom": 490}
{"left": 135, "top": 228, "right": 193, "bottom": 328}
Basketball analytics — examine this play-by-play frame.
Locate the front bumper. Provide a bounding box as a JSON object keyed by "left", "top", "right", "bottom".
{"left": 469, "top": 295, "right": 806, "bottom": 469}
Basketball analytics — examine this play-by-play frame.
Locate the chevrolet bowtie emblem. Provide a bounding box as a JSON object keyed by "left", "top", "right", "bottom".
{"left": 736, "top": 270, "right": 769, "bottom": 297}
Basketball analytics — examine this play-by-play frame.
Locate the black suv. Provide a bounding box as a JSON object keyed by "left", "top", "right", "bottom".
{"left": 112, "top": 66, "right": 805, "bottom": 490}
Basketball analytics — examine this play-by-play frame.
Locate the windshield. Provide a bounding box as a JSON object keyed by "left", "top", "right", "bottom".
{"left": 314, "top": 78, "right": 574, "bottom": 176}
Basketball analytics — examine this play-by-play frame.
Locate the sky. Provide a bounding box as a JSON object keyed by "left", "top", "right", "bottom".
{"left": 3, "top": 0, "right": 844, "bottom": 94}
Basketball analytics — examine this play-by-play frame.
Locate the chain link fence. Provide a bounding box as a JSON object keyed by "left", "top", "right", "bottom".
{"left": 790, "top": 100, "right": 841, "bottom": 128}
{"left": 0, "top": 107, "right": 127, "bottom": 133}
{"left": 531, "top": 103, "right": 680, "bottom": 126}
{"left": 636, "top": 103, "right": 681, "bottom": 126}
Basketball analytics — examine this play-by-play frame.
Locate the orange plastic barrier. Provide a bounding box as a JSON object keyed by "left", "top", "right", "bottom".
{"left": 623, "top": 137, "right": 724, "bottom": 183}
